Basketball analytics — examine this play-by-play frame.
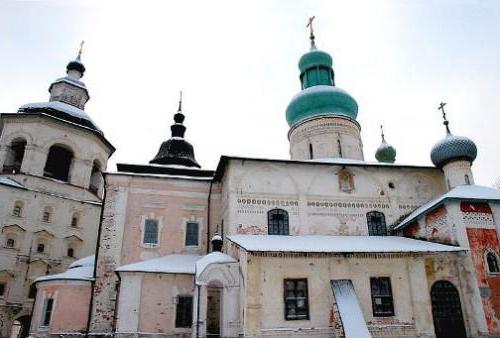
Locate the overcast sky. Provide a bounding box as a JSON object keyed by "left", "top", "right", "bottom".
{"left": 0, "top": 0, "right": 498, "bottom": 185}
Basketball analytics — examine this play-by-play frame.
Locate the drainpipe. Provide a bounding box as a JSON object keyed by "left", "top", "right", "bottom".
{"left": 196, "top": 283, "right": 201, "bottom": 338}
{"left": 85, "top": 175, "right": 107, "bottom": 337}
{"left": 206, "top": 180, "right": 214, "bottom": 254}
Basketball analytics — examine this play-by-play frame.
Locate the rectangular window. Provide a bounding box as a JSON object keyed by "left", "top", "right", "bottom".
{"left": 175, "top": 295, "right": 193, "bottom": 328}
{"left": 0, "top": 283, "right": 5, "bottom": 296}
{"left": 185, "top": 222, "right": 199, "bottom": 246}
{"left": 42, "top": 211, "right": 50, "bottom": 223}
{"left": 42, "top": 298, "right": 54, "bottom": 326}
{"left": 284, "top": 279, "right": 309, "bottom": 320}
{"left": 370, "top": 277, "right": 394, "bottom": 316}
{"left": 143, "top": 219, "right": 159, "bottom": 245}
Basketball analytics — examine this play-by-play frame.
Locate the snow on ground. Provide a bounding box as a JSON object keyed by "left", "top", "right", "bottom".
{"left": 227, "top": 235, "right": 466, "bottom": 253}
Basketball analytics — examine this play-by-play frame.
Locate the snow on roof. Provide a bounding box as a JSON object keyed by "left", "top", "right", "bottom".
{"left": 69, "top": 255, "right": 95, "bottom": 268}
{"left": 35, "top": 255, "right": 94, "bottom": 283}
{"left": 394, "top": 184, "right": 500, "bottom": 231}
{"left": 0, "top": 176, "right": 25, "bottom": 189}
{"left": 196, "top": 252, "right": 237, "bottom": 277}
{"left": 52, "top": 76, "right": 87, "bottom": 90}
{"left": 19, "top": 101, "right": 95, "bottom": 124}
{"left": 116, "top": 254, "right": 201, "bottom": 275}
{"left": 227, "top": 235, "right": 466, "bottom": 254}
{"left": 331, "top": 280, "right": 371, "bottom": 338}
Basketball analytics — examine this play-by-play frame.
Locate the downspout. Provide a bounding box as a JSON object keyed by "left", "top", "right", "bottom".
{"left": 206, "top": 179, "right": 214, "bottom": 254}
{"left": 85, "top": 175, "right": 107, "bottom": 337}
{"left": 196, "top": 283, "right": 201, "bottom": 338}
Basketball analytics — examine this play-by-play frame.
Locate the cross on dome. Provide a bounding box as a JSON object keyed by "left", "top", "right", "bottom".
{"left": 306, "top": 16, "right": 316, "bottom": 49}
{"left": 438, "top": 101, "right": 451, "bottom": 134}
{"left": 77, "top": 41, "right": 84, "bottom": 60}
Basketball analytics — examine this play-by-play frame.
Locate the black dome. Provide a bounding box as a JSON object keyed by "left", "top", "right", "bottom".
{"left": 150, "top": 138, "right": 200, "bottom": 168}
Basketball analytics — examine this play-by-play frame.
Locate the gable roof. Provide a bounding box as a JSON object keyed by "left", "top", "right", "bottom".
{"left": 393, "top": 185, "right": 500, "bottom": 231}
{"left": 1, "top": 224, "right": 26, "bottom": 232}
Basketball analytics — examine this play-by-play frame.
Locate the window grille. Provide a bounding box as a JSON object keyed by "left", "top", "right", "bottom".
{"left": 370, "top": 277, "right": 394, "bottom": 316}
{"left": 268, "top": 209, "right": 289, "bottom": 235}
{"left": 143, "top": 219, "right": 159, "bottom": 245}
{"left": 185, "top": 222, "right": 199, "bottom": 246}
{"left": 284, "top": 279, "right": 309, "bottom": 320}
{"left": 367, "top": 211, "right": 387, "bottom": 236}
{"left": 5, "top": 238, "right": 15, "bottom": 248}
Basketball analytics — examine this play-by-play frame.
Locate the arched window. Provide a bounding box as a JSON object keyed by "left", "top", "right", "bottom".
{"left": 367, "top": 211, "right": 387, "bottom": 236}
{"left": 464, "top": 174, "right": 470, "bottom": 185}
{"left": 89, "top": 160, "right": 102, "bottom": 194}
{"left": 308, "top": 144, "right": 314, "bottom": 159}
{"left": 337, "top": 139, "right": 343, "bottom": 158}
{"left": 43, "top": 145, "right": 73, "bottom": 182}
{"left": 2, "top": 138, "right": 27, "bottom": 173}
{"left": 12, "top": 201, "right": 23, "bottom": 217}
{"left": 267, "top": 208, "right": 289, "bottom": 235}
{"left": 487, "top": 252, "right": 500, "bottom": 273}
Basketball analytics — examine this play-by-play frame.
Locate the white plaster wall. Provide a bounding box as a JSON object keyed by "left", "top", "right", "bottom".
{"left": 288, "top": 116, "right": 364, "bottom": 161}
{"left": 442, "top": 160, "right": 474, "bottom": 189}
{"left": 116, "top": 274, "right": 142, "bottom": 333}
{"left": 220, "top": 159, "right": 446, "bottom": 237}
{"left": 0, "top": 115, "right": 112, "bottom": 190}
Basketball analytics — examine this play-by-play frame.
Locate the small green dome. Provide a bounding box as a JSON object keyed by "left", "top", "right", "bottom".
{"left": 286, "top": 85, "right": 358, "bottom": 126}
{"left": 299, "top": 49, "right": 333, "bottom": 73}
{"left": 375, "top": 141, "right": 396, "bottom": 163}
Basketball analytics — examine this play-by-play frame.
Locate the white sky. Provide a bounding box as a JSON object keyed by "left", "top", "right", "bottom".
{"left": 0, "top": 0, "right": 499, "bottom": 185}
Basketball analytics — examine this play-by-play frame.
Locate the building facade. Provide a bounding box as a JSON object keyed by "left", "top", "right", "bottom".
{"left": 25, "top": 30, "right": 500, "bottom": 338}
{"left": 0, "top": 51, "right": 114, "bottom": 338}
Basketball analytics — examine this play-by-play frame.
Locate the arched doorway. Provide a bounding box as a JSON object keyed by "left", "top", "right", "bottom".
{"left": 430, "top": 280, "right": 466, "bottom": 338}
{"left": 206, "top": 284, "right": 222, "bottom": 338}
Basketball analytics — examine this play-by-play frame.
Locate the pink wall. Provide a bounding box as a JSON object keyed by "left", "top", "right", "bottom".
{"left": 138, "top": 274, "right": 194, "bottom": 334}
{"left": 31, "top": 282, "right": 91, "bottom": 336}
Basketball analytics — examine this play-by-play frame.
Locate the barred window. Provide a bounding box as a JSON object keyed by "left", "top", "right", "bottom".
{"left": 175, "top": 295, "right": 193, "bottom": 328}
{"left": 12, "top": 201, "right": 23, "bottom": 217}
{"left": 367, "top": 211, "right": 387, "bottom": 236}
{"left": 487, "top": 252, "right": 500, "bottom": 273}
{"left": 41, "top": 298, "right": 54, "bottom": 326}
{"left": 185, "top": 222, "right": 199, "bottom": 246}
{"left": 268, "top": 209, "right": 289, "bottom": 235}
{"left": 5, "top": 238, "right": 15, "bottom": 248}
{"left": 143, "top": 219, "right": 159, "bottom": 245}
{"left": 370, "top": 277, "right": 394, "bottom": 316}
{"left": 284, "top": 279, "right": 309, "bottom": 320}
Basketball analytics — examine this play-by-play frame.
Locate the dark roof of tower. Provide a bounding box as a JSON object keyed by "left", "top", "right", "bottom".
{"left": 150, "top": 98, "right": 201, "bottom": 168}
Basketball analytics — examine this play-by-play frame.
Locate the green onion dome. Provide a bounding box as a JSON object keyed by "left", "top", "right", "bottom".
{"left": 286, "top": 45, "right": 358, "bottom": 127}
{"left": 431, "top": 134, "right": 477, "bottom": 168}
{"left": 375, "top": 141, "right": 396, "bottom": 163}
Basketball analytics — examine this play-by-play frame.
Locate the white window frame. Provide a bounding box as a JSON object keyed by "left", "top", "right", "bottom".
{"left": 139, "top": 214, "right": 163, "bottom": 248}
{"left": 183, "top": 216, "right": 202, "bottom": 249}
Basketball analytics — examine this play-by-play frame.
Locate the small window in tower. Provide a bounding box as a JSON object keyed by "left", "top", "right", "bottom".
{"left": 2, "top": 138, "right": 26, "bottom": 173}
{"left": 42, "top": 207, "right": 52, "bottom": 223}
{"left": 143, "top": 219, "right": 159, "bottom": 245}
{"left": 465, "top": 174, "right": 470, "bottom": 185}
{"left": 71, "top": 214, "right": 79, "bottom": 228}
{"left": 67, "top": 247, "right": 74, "bottom": 258}
{"left": 37, "top": 243, "right": 45, "bottom": 253}
{"left": 5, "top": 238, "right": 15, "bottom": 249}
{"left": 0, "top": 283, "right": 5, "bottom": 297}
{"left": 12, "top": 201, "right": 23, "bottom": 217}
{"left": 309, "top": 144, "right": 314, "bottom": 159}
